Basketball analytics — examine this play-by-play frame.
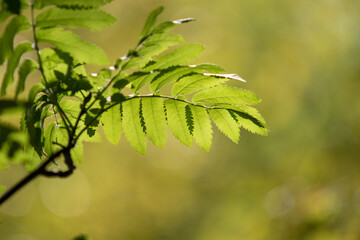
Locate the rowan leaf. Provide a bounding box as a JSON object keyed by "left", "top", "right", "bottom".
{"left": 16, "top": 59, "right": 38, "bottom": 99}
{"left": 192, "top": 85, "right": 261, "bottom": 106}
{"left": 36, "top": 27, "right": 109, "bottom": 65}
{"left": 144, "top": 44, "right": 205, "bottom": 71}
{"left": 172, "top": 73, "right": 228, "bottom": 96}
{"left": 150, "top": 64, "right": 224, "bottom": 93}
{"left": 164, "top": 99, "right": 192, "bottom": 146}
{"left": 123, "top": 33, "right": 184, "bottom": 70}
{"left": 1, "top": 42, "right": 33, "bottom": 96}
{"left": 189, "top": 105, "right": 212, "bottom": 151}
{"left": 140, "top": 6, "right": 164, "bottom": 40}
{"left": 44, "top": 122, "right": 57, "bottom": 155}
{"left": 142, "top": 97, "right": 167, "bottom": 148}
{"left": 0, "top": 15, "right": 31, "bottom": 64}
{"left": 122, "top": 98, "right": 147, "bottom": 154}
{"left": 34, "top": 0, "right": 113, "bottom": 9}
{"left": 208, "top": 108, "right": 240, "bottom": 143}
{"left": 102, "top": 104, "right": 122, "bottom": 145}
{"left": 36, "top": 8, "right": 116, "bottom": 31}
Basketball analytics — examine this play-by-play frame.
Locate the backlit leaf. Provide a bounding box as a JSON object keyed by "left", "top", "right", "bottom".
{"left": 171, "top": 73, "right": 228, "bottom": 96}
{"left": 142, "top": 97, "right": 167, "bottom": 148}
{"left": 164, "top": 99, "right": 192, "bottom": 146}
{"left": 122, "top": 98, "right": 147, "bottom": 154}
{"left": 36, "top": 27, "right": 109, "bottom": 65}
{"left": 0, "top": 15, "right": 31, "bottom": 64}
{"left": 189, "top": 105, "right": 212, "bottom": 151}
{"left": 16, "top": 59, "right": 38, "bottom": 99}
{"left": 36, "top": 8, "right": 116, "bottom": 31}
{"left": 140, "top": 6, "right": 164, "bottom": 40}
{"left": 102, "top": 104, "right": 122, "bottom": 145}
{"left": 144, "top": 44, "right": 205, "bottom": 71}
{"left": 208, "top": 108, "right": 239, "bottom": 143}
{"left": 1, "top": 42, "right": 33, "bottom": 96}
{"left": 192, "top": 85, "right": 261, "bottom": 106}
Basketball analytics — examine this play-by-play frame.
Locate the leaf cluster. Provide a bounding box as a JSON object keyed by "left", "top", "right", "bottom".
{"left": 0, "top": 1, "right": 268, "bottom": 170}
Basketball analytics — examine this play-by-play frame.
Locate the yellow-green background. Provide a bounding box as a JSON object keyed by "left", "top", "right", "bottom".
{"left": 1, "top": 0, "right": 360, "bottom": 239}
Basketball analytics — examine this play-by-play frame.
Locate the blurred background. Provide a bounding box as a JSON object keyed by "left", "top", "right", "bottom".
{"left": 1, "top": 0, "right": 360, "bottom": 239}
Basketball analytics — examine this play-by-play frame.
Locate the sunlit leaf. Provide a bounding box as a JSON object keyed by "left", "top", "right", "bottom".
{"left": 122, "top": 98, "right": 147, "bottom": 154}
{"left": 144, "top": 44, "right": 205, "bottom": 71}
{"left": 102, "top": 104, "right": 122, "bottom": 145}
{"left": 0, "top": 15, "right": 31, "bottom": 64}
{"left": 208, "top": 108, "right": 240, "bottom": 143}
{"left": 192, "top": 85, "right": 261, "bottom": 106}
{"left": 189, "top": 105, "right": 212, "bottom": 151}
{"left": 142, "top": 97, "right": 167, "bottom": 148}
{"left": 140, "top": 6, "right": 164, "bottom": 40}
{"left": 171, "top": 73, "right": 228, "bottom": 96}
{"left": 36, "top": 27, "right": 109, "bottom": 65}
{"left": 164, "top": 99, "right": 192, "bottom": 146}
{"left": 1, "top": 42, "right": 33, "bottom": 96}
{"left": 36, "top": 8, "right": 116, "bottom": 31}
{"left": 16, "top": 59, "right": 38, "bottom": 99}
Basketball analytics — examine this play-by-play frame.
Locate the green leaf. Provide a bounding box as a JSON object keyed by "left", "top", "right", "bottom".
{"left": 144, "top": 44, "right": 205, "bottom": 71}
{"left": 171, "top": 73, "right": 228, "bottom": 96}
{"left": 28, "top": 83, "right": 45, "bottom": 103}
{"left": 44, "top": 122, "right": 57, "bottom": 155}
{"left": 36, "top": 8, "right": 117, "bottom": 31}
{"left": 208, "top": 108, "right": 239, "bottom": 143}
{"left": 164, "top": 99, "right": 192, "bottom": 146}
{"left": 16, "top": 59, "right": 38, "bottom": 99}
{"left": 34, "top": 0, "right": 113, "bottom": 9}
{"left": 141, "top": 97, "right": 167, "bottom": 148}
{"left": 101, "top": 104, "right": 122, "bottom": 145}
{"left": 71, "top": 141, "right": 83, "bottom": 163}
{"left": 1, "top": 42, "right": 33, "bottom": 96}
{"left": 149, "top": 64, "right": 224, "bottom": 93}
{"left": 222, "top": 105, "right": 268, "bottom": 136}
{"left": 0, "top": 15, "right": 31, "bottom": 64}
{"left": 36, "top": 27, "right": 109, "bottom": 65}
{"left": 140, "top": 6, "right": 164, "bottom": 40}
{"left": 152, "top": 18, "right": 196, "bottom": 34}
{"left": 59, "top": 100, "right": 81, "bottom": 122}
{"left": 122, "top": 98, "right": 147, "bottom": 154}
{"left": 189, "top": 105, "right": 212, "bottom": 151}
{"left": 192, "top": 85, "right": 261, "bottom": 106}
{"left": 131, "top": 71, "right": 159, "bottom": 92}
{"left": 123, "top": 33, "right": 184, "bottom": 70}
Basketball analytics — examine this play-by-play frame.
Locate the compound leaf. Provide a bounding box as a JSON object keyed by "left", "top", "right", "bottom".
{"left": 36, "top": 27, "right": 109, "bottom": 65}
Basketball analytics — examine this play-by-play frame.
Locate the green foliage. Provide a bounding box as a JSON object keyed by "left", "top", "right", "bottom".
{"left": 0, "top": 0, "right": 268, "bottom": 188}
